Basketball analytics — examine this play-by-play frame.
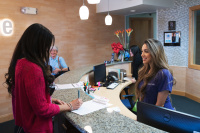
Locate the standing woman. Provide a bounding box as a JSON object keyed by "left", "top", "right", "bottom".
{"left": 135, "top": 39, "right": 175, "bottom": 110}
{"left": 130, "top": 45, "right": 143, "bottom": 80}
{"left": 5, "top": 23, "right": 82, "bottom": 133}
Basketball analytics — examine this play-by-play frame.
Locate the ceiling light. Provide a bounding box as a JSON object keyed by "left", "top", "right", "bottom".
{"left": 79, "top": 0, "right": 89, "bottom": 20}
{"left": 105, "top": 0, "right": 112, "bottom": 25}
{"left": 87, "top": 0, "right": 101, "bottom": 4}
{"left": 105, "top": 14, "right": 112, "bottom": 25}
{"left": 130, "top": 10, "right": 136, "bottom": 12}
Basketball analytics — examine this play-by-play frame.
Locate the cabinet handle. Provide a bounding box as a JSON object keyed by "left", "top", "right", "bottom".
{"left": 62, "top": 124, "right": 67, "bottom": 130}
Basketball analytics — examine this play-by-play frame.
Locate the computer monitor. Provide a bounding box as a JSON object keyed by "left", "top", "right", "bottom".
{"left": 93, "top": 63, "right": 106, "bottom": 85}
{"left": 137, "top": 102, "right": 200, "bottom": 133}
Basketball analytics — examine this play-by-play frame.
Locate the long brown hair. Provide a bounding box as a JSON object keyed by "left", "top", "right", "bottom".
{"left": 5, "top": 23, "right": 55, "bottom": 95}
{"left": 135, "top": 39, "right": 176, "bottom": 101}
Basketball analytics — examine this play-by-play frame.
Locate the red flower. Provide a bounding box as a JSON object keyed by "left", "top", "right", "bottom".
{"left": 111, "top": 42, "right": 124, "bottom": 54}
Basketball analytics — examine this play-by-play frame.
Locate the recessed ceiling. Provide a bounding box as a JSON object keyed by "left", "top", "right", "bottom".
{"left": 97, "top": 0, "right": 174, "bottom": 16}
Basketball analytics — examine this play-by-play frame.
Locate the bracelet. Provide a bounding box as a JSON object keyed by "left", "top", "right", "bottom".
{"left": 67, "top": 102, "right": 73, "bottom": 111}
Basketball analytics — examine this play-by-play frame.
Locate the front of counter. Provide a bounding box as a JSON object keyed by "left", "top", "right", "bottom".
{"left": 52, "top": 61, "right": 167, "bottom": 133}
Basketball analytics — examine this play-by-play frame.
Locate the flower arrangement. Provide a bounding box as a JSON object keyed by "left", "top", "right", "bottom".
{"left": 111, "top": 42, "right": 123, "bottom": 54}
{"left": 111, "top": 28, "right": 133, "bottom": 61}
{"left": 114, "top": 28, "right": 133, "bottom": 49}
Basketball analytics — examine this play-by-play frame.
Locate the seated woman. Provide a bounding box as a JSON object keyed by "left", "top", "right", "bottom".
{"left": 49, "top": 46, "right": 69, "bottom": 78}
{"left": 135, "top": 39, "right": 176, "bottom": 110}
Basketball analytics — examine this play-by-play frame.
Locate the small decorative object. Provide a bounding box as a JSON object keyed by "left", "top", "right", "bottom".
{"left": 111, "top": 53, "right": 114, "bottom": 63}
{"left": 168, "top": 21, "right": 176, "bottom": 30}
{"left": 124, "top": 49, "right": 130, "bottom": 61}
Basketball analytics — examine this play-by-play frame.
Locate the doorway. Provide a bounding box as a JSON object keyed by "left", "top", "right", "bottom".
{"left": 129, "top": 18, "right": 153, "bottom": 49}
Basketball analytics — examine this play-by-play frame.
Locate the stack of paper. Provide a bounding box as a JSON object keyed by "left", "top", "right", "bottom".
{"left": 55, "top": 81, "right": 84, "bottom": 90}
{"left": 55, "top": 84, "right": 74, "bottom": 90}
{"left": 72, "top": 100, "right": 112, "bottom": 115}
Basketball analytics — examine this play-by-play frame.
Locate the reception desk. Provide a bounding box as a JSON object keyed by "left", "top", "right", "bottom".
{"left": 52, "top": 61, "right": 166, "bottom": 133}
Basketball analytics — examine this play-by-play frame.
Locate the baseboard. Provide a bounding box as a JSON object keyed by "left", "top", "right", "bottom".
{"left": 171, "top": 90, "right": 185, "bottom": 96}
{"left": 172, "top": 90, "right": 200, "bottom": 103}
{"left": 0, "top": 113, "right": 13, "bottom": 123}
{"left": 185, "top": 93, "right": 200, "bottom": 103}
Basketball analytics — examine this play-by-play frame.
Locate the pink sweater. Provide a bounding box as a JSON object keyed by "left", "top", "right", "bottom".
{"left": 12, "top": 59, "right": 60, "bottom": 133}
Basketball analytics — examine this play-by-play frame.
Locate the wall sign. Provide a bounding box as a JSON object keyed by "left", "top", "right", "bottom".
{"left": 0, "top": 19, "right": 14, "bottom": 36}
{"left": 164, "top": 31, "right": 181, "bottom": 46}
{"left": 168, "top": 21, "right": 176, "bottom": 30}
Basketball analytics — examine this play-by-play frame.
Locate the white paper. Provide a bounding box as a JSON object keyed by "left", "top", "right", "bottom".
{"left": 72, "top": 100, "right": 112, "bottom": 115}
{"left": 55, "top": 84, "right": 74, "bottom": 90}
{"left": 123, "top": 77, "right": 133, "bottom": 81}
{"left": 72, "top": 81, "right": 84, "bottom": 88}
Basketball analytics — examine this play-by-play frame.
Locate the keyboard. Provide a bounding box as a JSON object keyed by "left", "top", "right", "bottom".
{"left": 106, "top": 82, "right": 119, "bottom": 89}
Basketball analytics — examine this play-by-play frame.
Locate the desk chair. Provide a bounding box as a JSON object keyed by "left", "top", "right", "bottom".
{"left": 121, "top": 94, "right": 135, "bottom": 111}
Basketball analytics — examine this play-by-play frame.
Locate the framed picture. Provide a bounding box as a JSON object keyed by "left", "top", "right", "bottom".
{"left": 164, "top": 31, "right": 181, "bottom": 46}
{"left": 168, "top": 21, "right": 176, "bottom": 30}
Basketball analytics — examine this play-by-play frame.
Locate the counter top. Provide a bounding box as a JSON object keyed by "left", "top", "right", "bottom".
{"left": 55, "top": 61, "right": 132, "bottom": 84}
{"left": 52, "top": 61, "right": 167, "bottom": 133}
{"left": 53, "top": 88, "right": 166, "bottom": 133}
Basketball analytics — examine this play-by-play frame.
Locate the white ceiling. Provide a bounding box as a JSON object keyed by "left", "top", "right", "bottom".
{"left": 96, "top": 0, "right": 174, "bottom": 15}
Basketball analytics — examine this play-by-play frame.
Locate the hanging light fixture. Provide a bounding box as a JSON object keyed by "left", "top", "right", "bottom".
{"left": 87, "top": 0, "right": 101, "bottom": 4}
{"left": 79, "top": 0, "right": 89, "bottom": 20}
{"left": 105, "top": 0, "right": 112, "bottom": 25}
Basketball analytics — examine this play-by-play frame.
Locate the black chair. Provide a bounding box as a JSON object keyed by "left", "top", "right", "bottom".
{"left": 54, "top": 67, "right": 70, "bottom": 78}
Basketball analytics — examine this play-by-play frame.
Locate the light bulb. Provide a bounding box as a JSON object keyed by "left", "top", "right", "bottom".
{"left": 79, "top": 5, "right": 89, "bottom": 20}
{"left": 87, "top": 0, "right": 101, "bottom": 4}
{"left": 105, "top": 14, "right": 112, "bottom": 25}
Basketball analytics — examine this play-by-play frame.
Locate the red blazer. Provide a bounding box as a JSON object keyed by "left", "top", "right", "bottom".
{"left": 12, "top": 58, "right": 60, "bottom": 133}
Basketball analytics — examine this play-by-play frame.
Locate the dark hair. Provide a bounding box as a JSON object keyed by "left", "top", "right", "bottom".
{"left": 5, "top": 23, "right": 55, "bottom": 94}
{"left": 130, "top": 45, "right": 141, "bottom": 56}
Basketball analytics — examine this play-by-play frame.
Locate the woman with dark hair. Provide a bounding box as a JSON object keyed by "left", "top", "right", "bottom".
{"left": 135, "top": 39, "right": 176, "bottom": 110}
{"left": 5, "top": 23, "right": 82, "bottom": 133}
{"left": 130, "top": 45, "right": 143, "bottom": 80}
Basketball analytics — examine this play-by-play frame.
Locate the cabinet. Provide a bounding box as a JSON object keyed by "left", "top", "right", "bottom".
{"left": 54, "top": 113, "right": 82, "bottom": 133}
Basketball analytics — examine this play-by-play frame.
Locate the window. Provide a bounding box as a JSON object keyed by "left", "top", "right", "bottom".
{"left": 189, "top": 5, "right": 200, "bottom": 70}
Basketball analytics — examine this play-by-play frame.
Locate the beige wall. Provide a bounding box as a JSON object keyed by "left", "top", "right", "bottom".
{"left": 0, "top": 0, "right": 125, "bottom": 122}
{"left": 170, "top": 66, "right": 187, "bottom": 93}
{"left": 171, "top": 66, "right": 200, "bottom": 102}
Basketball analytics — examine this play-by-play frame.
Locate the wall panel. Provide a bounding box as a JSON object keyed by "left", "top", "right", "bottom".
{"left": 0, "top": 0, "right": 125, "bottom": 122}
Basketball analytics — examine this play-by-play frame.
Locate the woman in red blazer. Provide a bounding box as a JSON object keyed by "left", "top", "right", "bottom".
{"left": 5, "top": 23, "right": 83, "bottom": 133}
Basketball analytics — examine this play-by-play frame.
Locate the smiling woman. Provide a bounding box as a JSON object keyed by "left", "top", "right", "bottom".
{"left": 134, "top": 39, "right": 176, "bottom": 112}
{"left": 49, "top": 46, "right": 69, "bottom": 78}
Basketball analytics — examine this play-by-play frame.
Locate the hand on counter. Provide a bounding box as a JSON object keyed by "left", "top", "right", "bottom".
{"left": 52, "top": 98, "right": 66, "bottom": 105}
{"left": 70, "top": 98, "right": 83, "bottom": 110}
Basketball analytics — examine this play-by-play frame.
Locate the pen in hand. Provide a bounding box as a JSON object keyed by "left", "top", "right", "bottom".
{"left": 78, "top": 90, "right": 80, "bottom": 98}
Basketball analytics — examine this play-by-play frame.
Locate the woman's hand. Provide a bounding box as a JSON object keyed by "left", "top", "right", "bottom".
{"left": 52, "top": 98, "right": 66, "bottom": 105}
{"left": 70, "top": 98, "right": 83, "bottom": 110}
{"left": 52, "top": 67, "right": 61, "bottom": 74}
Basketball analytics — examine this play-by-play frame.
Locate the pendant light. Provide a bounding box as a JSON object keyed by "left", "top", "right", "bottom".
{"left": 105, "top": 0, "right": 112, "bottom": 25}
{"left": 79, "top": 0, "right": 89, "bottom": 20}
{"left": 87, "top": 0, "right": 101, "bottom": 4}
